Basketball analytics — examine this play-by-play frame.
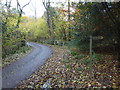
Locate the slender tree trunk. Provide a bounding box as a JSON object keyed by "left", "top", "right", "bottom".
{"left": 68, "top": 0, "right": 71, "bottom": 41}
{"left": 16, "top": 13, "right": 22, "bottom": 28}
{"left": 43, "top": 0, "right": 51, "bottom": 36}
{"left": 63, "top": 28, "right": 66, "bottom": 40}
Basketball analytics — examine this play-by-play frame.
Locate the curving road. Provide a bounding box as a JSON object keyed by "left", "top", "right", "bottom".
{"left": 2, "top": 42, "right": 52, "bottom": 88}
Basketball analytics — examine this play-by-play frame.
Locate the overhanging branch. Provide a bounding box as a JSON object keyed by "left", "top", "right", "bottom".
{"left": 22, "top": 0, "right": 31, "bottom": 10}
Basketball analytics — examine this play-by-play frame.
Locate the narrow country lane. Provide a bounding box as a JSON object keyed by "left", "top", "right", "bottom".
{"left": 2, "top": 42, "right": 52, "bottom": 88}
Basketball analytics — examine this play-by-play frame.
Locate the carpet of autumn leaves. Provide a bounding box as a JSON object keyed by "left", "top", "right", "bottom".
{"left": 16, "top": 45, "right": 120, "bottom": 88}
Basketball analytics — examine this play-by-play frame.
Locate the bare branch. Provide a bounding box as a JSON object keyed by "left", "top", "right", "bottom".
{"left": 16, "top": 0, "right": 31, "bottom": 27}
{"left": 42, "top": 0, "right": 47, "bottom": 10}
{"left": 5, "top": 0, "right": 12, "bottom": 13}
{"left": 16, "top": 0, "right": 31, "bottom": 11}
{"left": 16, "top": 0, "right": 21, "bottom": 13}
{"left": 8, "top": 0, "right": 12, "bottom": 8}
{"left": 22, "top": 0, "right": 31, "bottom": 10}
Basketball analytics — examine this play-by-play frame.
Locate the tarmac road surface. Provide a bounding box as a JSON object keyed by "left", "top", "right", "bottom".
{"left": 2, "top": 42, "right": 52, "bottom": 88}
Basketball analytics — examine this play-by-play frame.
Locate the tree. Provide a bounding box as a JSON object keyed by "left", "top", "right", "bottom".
{"left": 101, "top": 2, "right": 120, "bottom": 64}
{"left": 68, "top": 0, "right": 71, "bottom": 41}
{"left": 16, "top": 0, "right": 31, "bottom": 27}
{"left": 42, "top": 0, "right": 51, "bottom": 36}
{"left": 69, "top": 2, "right": 120, "bottom": 56}
{"left": 1, "top": 0, "right": 31, "bottom": 58}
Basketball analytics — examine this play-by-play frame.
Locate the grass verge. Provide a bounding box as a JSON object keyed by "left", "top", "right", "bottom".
{"left": 2, "top": 45, "right": 32, "bottom": 68}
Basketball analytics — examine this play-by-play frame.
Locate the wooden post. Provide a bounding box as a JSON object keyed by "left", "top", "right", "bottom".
{"left": 90, "top": 35, "right": 92, "bottom": 59}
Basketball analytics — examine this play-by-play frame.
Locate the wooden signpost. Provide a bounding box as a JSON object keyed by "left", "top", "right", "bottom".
{"left": 89, "top": 35, "right": 103, "bottom": 59}
{"left": 92, "top": 36, "right": 104, "bottom": 40}
{"left": 90, "top": 35, "right": 92, "bottom": 59}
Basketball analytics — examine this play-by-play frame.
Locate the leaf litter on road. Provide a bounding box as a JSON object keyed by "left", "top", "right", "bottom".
{"left": 16, "top": 45, "right": 120, "bottom": 88}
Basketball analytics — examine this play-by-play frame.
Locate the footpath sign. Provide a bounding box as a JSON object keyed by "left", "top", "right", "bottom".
{"left": 89, "top": 35, "right": 103, "bottom": 59}
{"left": 92, "top": 36, "right": 104, "bottom": 40}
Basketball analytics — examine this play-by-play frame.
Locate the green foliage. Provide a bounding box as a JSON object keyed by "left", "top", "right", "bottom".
{"left": 81, "top": 53, "right": 101, "bottom": 67}
{"left": 1, "top": 6, "right": 26, "bottom": 58}
{"left": 15, "top": 45, "right": 31, "bottom": 54}
{"left": 18, "top": 17, "right": 48, "bottom": 41}
{"left": 2, "top": 1, "right": 119, "bottom": 58}
{"left": 19, "top": 6, "right": 72, "bottom": 45}
{"left": 70, "top": 51, "right": 78, "bottom": 56}
{"left": 68, "top": 2, "right": 120, "bottom": 53}
{"left": 75, "top": 54, "right": 85, "bottom": 59}
{"left": 2, "top": 45, "right": 32, "bottom": 67}
{"left": 92, "top": 53, "right": 101, "bottom": 61}
{"left": 63, "top": 59, "right": 70, "bottom": 63}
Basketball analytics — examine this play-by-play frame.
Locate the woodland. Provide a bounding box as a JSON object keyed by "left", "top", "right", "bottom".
{"left": 1, "top": 0, "right": 120, "bottom": 88}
